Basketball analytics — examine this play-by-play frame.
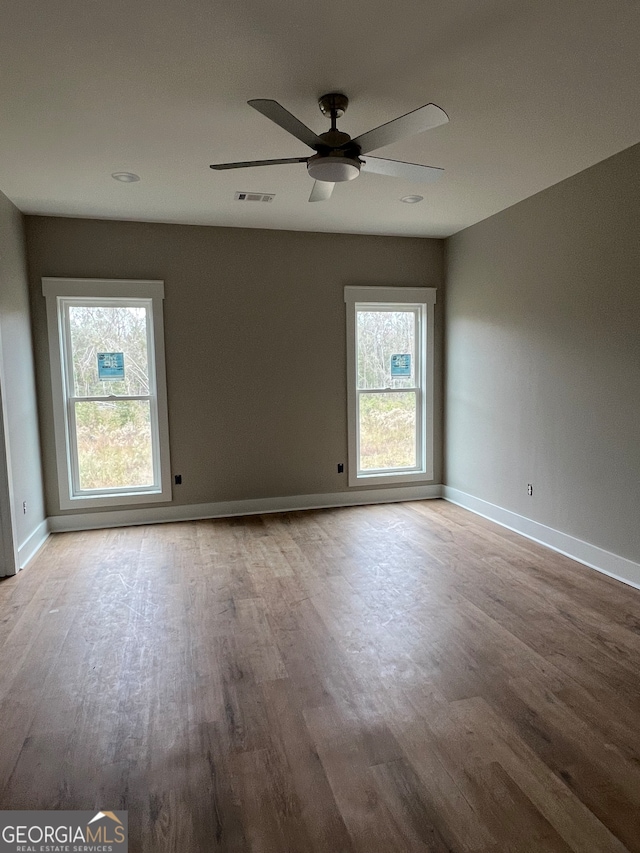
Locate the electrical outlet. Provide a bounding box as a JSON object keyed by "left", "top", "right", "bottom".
{"left": 337, "top": 463, "right": 344, "bottom": 473}
{"left": 174, "top": 474, "right": 182, "bottom": 485}
{"left": 22, "top": 501, "right": 27, "bottom": 514}
{"left": 527, "top": 484, "right": 533, "bottom": 496}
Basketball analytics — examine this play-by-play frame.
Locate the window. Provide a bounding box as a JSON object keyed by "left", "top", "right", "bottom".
{"left": 344, "top": 286, "right": 436, "bottom": 486}
{"left": 43, "top": 278, "right": 172, "bottom": 509}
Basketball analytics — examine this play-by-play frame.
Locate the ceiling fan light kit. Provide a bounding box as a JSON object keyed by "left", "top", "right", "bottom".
{"left": 307, "top": 152, "right": 361, "bottom": 183}
{"left": 210, "top": 92, "right": 448, "bottom": 202}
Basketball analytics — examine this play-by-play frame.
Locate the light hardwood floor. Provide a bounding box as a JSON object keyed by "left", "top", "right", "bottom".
{"left": 1, "top": 500, "right": 639, "bottom": 852}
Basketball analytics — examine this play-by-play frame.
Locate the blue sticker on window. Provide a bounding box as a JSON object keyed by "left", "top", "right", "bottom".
{"left": 97, "top": 352, "right": 125, "bottom": 380}
{"left": 391, "top": 353, "right": 411, "bottom": 376}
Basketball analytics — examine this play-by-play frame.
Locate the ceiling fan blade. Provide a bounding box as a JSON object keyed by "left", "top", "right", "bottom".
{"left": 309, "top": 181, "right": 335, "bottom": 202}
{"left": 361, "top": 156, "right": 444, "bottom": 183}
{"left": 352, "top": 103, "right": 449, "bottom": 155}
{"left": 210, "top": 157, "right": 308, "bottom": 170}
{"left": 248, "top": 99, "right": 323, "bottom": 150}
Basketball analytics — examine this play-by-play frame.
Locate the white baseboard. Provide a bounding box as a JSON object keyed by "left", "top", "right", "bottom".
{"left": 443, "top": 486, "right": 640, "bottom": 591}
{"left": 48, "top": 484, "right": 444, "bottom": 533}
{"left": 18, "top": 518, "right": 50, "bottom": 570}
{"left": 37, "top": 485, "right": 640, "bottom": 592}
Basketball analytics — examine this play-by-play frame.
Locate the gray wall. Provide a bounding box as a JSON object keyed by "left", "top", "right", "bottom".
{"left": 25, "top": 218, "right": 444, "bottom": 517}
{"left": 0, "top": 191, "right": 46, "bottom": 573}
{"left": 0, "top": 369, "right": 15, "bottom": 575}
{"left": 445, "top": 142, "right": 640, "bottom": 564}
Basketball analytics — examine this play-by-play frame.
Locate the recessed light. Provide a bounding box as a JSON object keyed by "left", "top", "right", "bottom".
{"left": 400, "top": 195, "right": 423, "bottom": 204}
{"left": 111, "top": 172, "right": 140, "bottom": 183}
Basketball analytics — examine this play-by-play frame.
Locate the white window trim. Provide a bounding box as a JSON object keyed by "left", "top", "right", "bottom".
{"left": 344, "top": 285, "right": 436, "bottom": 487}
{"left": 43, "top": 278, "right": 172, "bottom": 509}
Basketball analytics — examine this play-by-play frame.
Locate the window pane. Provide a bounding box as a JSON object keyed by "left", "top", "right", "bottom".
{"left": 358, "top": 392, "right": 416, "bottom": 471}
{"left": 69, "top": 305, "right": 150, "bottom": 397}
{"left": 357, "top": 310, "right": 416, "bottom": 390}
{"left": 75, "top": 400, "right": 154, "bottom": 490}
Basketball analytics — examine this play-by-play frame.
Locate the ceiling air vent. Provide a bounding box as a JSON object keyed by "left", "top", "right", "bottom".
{"left": 235, "top": 192, "right": 275, "bottom": 202}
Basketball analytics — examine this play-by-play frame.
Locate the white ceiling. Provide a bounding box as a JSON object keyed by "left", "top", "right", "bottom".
{"left": 1, "top": 0, "right": 639, "bottom": 238}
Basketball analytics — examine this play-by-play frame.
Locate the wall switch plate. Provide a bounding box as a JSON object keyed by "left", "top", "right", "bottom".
{"left": 527, "top": 484, "right": 533, "bottom": 496}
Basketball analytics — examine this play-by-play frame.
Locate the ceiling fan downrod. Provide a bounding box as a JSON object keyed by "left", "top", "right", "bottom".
{"left": 318, "top": 93, "right": 349, "bottom": 132}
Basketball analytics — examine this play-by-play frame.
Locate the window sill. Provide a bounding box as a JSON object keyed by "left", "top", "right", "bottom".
{"left": 59, "top": 488, "right": 172, "bottom": 511}
{"left": 349, "top": 469, "right": 434, "bottom": 488}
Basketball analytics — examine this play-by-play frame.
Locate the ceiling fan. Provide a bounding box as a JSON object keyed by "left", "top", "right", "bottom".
{"left": 210, "top": 93, "right": 448, "bottom": 202}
